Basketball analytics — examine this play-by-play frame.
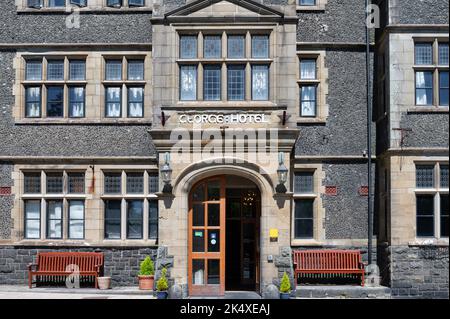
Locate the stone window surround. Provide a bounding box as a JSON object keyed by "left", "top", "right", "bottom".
{"left": 412, "top": 37, "right": 449, "bottom": 109}
{"left": 16, "top": 0, "right": 153, "bottom": 12}
{"left": 13, "top": 51, "right": 152, "bottom": 124}
{"left": 296, "top": 0, "right": 327, "bottom": 12}
{"left": 174, "top": 26, "right": 277, "bottom": 108}
{"left": 414, "top": 161, "right": 449, "bottom": 241}
{"left": 10, "top": 164, "right": 159, "bottom": 246}
{"left": 18, "top": 169, "right": 88, "bottom": 241}
{"left": 296, "top": 50, "right": 329, "bottom": 123}
{"left": 291, "top": 163, "right": 325, "bottom": 246}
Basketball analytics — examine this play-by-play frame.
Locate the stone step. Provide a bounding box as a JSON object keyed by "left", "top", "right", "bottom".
{"left": 295, "top": 285, "right": 392, "bottom": 299}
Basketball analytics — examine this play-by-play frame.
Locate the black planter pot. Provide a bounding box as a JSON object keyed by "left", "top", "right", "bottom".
{"left": 157, "top": 291, "right": 168, "bottom": 299}
{"left": 280, "top": 292, "right": 290, "bottom": 299}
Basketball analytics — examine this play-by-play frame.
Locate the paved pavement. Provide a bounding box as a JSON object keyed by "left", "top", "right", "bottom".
{"left": 0, "top": 285, "right": 156, "bottom": 299}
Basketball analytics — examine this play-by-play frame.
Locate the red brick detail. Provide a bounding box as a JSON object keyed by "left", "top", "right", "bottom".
{"left": 0, "top": 187, "right": 12, "bottom": 196}
{"left": 359, "top": 186, "right": 369, "bottom": 196}
{"left": 325, "top": 186, "right": 337, "bottom": 196}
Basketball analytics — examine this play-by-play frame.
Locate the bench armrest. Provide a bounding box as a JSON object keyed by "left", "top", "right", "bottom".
{"left": 359, "top": 262, "right": 365, "bottom": 270}
{"left": 94, "top": 264, "right": 104, "bottom": 273}
{"left": 27, "top": 263, "right": 38, "bottom": 271}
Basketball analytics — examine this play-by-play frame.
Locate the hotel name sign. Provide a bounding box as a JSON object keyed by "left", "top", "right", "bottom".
{"left": 178, "top": 113, "right": 270, "bottom": 124}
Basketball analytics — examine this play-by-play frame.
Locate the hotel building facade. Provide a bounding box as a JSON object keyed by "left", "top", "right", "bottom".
{"left": 0, "top": 0, "right": 448, "bottom": 298}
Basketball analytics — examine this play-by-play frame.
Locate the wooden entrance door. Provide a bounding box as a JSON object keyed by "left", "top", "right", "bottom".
{"left": 188, "top": 176, "right": 226, "bottom": 296}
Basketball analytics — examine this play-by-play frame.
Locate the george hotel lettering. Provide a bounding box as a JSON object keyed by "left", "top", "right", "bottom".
{"left": 179, "top": 113, "right": 269, "bottom": 124}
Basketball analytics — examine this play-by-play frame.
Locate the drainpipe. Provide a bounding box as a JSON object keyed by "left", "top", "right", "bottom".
{"left": 365, "top": 0, "right": 374, "bottom": 266}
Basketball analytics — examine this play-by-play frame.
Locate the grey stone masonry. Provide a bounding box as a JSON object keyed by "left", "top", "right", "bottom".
{"left": 390, "top": 246, "right": 449, "bottom": 299}
{"left": 389, "top": 0, "right": 449, "bottom": 25}
{"left": 0, "top": 246, "right": 159, "bottom": 287}
{"left": 0, "top": 162, "right": 13, "bottom": 240}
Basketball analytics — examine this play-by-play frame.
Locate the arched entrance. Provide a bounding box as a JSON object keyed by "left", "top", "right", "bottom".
{"left": 188, "top": 175, "right": 261, "bottom": 296}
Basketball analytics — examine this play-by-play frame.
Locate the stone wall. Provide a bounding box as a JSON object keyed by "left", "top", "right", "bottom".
{"left": 0, "top": 162, "right": 13, "bottom": 240}
{"left": 389, "top": 246, "right": 449, "bottom": 299}
{"left": 0, "top": 246, "right": 175, "bottom": 287}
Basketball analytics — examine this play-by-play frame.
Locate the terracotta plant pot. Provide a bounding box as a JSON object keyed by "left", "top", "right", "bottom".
{"left": 138, "top": 275, "right": 155, "bottom": 290}
{"left": 97, "top": 277, "right": 111, "bottom": 290}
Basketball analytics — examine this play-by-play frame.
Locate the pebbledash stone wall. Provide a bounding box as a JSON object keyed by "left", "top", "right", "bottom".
{"left": 0, "top": 246, "right": 174, "bottom": 287}
{"left": 387, "top": 246, "right": 449, "bottom": 299}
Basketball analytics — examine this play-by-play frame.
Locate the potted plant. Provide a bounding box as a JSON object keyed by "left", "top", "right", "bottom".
{"left": 97, "top": 276, "right": 111, "bottom": 290}
{"left": 138, "top": 256, "right": 155, "bottom": 290}
{"left": 156, "top": 267, "right": 169, "bottom": 299}
{"left": 279, "top": 272, "right": 291, "bottom": 299}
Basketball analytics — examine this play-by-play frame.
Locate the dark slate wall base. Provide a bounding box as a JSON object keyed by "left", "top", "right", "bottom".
{"left": 0, "top": 246, "right": 160, "bottom": 287}
{"left": 390, "top": 246, "right": 449, "bottom": 299}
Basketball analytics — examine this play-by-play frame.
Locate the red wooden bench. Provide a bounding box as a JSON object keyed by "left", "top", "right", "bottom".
{"left": 293, "top": 250, "right": 365, "bottom": 286}
{"left": 28, "top": 252, "right": 104, "bottom": 289}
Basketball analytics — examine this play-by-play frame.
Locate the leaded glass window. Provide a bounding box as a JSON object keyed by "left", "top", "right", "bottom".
{"left": 300, "top": 85, "right": 317, "bottom": 117}
{"left": 70, "top": 0, "right": 87, "bottom": 7}
{"left": 252, "top": 65, "right": 269, "bottom": 100}
{"left": 439, "top": 43, "right": 449, "bottom": 65}
{"left": 46, "top": 172, "right": 63, "bottom": 193}
{"left": 227, "top": 35, "right": 245, "bottom": 58}
{"left": 127, "top": 200, "right": 143, "bottom": 239}
{"left": 294, "top": 199, "right": 314, "bottom": 238}
{"left": 104, "top": 173, "right": 122, "bottom": 194}
{"left": 128, "top": 0, "right": 144, "bottom": 6}
{"left": 69, "top": 60, "right": 86, "bottom": 80}
{"left": 439, "top": 71, "right": 449, "bottom": 106}
{"left": 416, "top": 195, "right": 434, "bottom": 237}
{"left": 105, "top": 60, "right": 123, "bottom": 81}
{"left": 68, "top": 172, "right": 85, "bottom": 194}
{"left": 128, "top": 60, "right": 144, "bottom": 80}
{"left": 69, "top": 200, "right": 84, "bottom": 239}
{"left": 105, "top": 87, "right": 122, "bottom": 117}
{"left": 27, "top": 0, "right": 43, "bottom": 9}
{"left": 47, "top": 60, "right": 64, "bottom": 81}
{"left": 441, "top": 195, "right": 449, "bottom": 237}
{"left": 47, "top": 200, "right": 63, "bottom": 239}
{"left": 107, "top": 0, "right": 122, "bottom": 7}
{"left": 104, "top": 200, "right": 121, "bottom": 239}
{"left": 203, "top": 65, "right": 221, "bottom": 101}
{"left": 47, "top": 86, "right": 64, "bottom": 117}
{"left": 416, "top": 71, "right": 433, "bottom": 105}
{"left": 69, "top": 86, "right": 85, "bottom": 118}
{"left": 227, "top": 65, "right": 245, "bottom": 101}
{"left": 204, "top": 36, "right": 221, "bottom": 59}
{"left": 48, "top": 0, "right": 65, "bottom": 7}
{"left": 126, "top": 172, "right": 144, "bottom": 194}
{"left": 180, "top": 36, "right": 198, "bottom": 59}
{"left": 416, "top": 165, "right": 435, "bottom": 188}
{"left": 180, "top": 65, "right": 197, "bottom": 101}
{"left": 149, "top": 201, "right": 158, "bottom": 239}
{"left": 24, "top": 173, "right": 41, "bottom": 194}
{"left": 148, "top": 174, "right": 159, "bottom": 193}
{"left": 251, "top": 35, "right": 269, "bottom": 59}
{"left": 300, "top": 59, "right": 317, "bottom": 80}
{"left": 415, "top": 43, "right": 433, "bottom": 65}
{"left": 26, "top": 60, "right": 42, "bottom": 80}
{"left": 128, "top": 87, "right": 144, "bottom": 118}
{"left": 441, "top": 165, "right": 449, "bottom": 188}
{"left": 25, "top": 87, "right": 41, "bottom": 118}
{"left": 294, "top": 172, "right": 314, "bottom": 194}
{"left": 25, "top": 200, "right": 41, "bottom": 239}
{"left": 299, "top": 0, "right": 316, "bottom": 5}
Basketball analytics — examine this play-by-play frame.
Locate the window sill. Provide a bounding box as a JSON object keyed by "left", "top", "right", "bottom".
{"left": 173, "top": 101, "right": 279, "bottom": 109}
{"left": 296, "top": 118, "right": 327, "bottom": 124}
{"left": 407, "top": 107, "right": 449, "bottom": 113}
{"left": 296, "top": 6, "right": 326, "bottom": 12}
{"left": 17, "top": 7, "right": 153, "bottom": 14}
{"left": 15, "top": 118, "right": 153, "bottom": 125}
{"left": 409, "top": 239, "right": 449, "bottom": 247}
{"left": 291, "top": 239, "right": 324, "bottom": 246}
{"left": 13, "top": 240, "right": 158, "bottom": 247}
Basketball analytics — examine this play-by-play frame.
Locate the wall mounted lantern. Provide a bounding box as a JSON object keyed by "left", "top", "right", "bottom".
{"left": 277, "top": 152, "right": 288, "bottom": 185}
{"left": 160, "top": 152, "right": 173, "bottom": 190}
